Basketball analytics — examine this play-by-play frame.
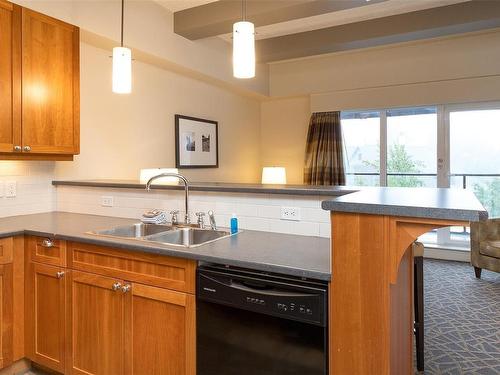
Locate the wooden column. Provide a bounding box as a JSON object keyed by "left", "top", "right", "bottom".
{"left": 329, "top": 212, "right": 466, "bottom": 374}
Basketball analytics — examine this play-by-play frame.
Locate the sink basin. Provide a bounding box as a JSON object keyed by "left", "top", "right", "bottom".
{"left": 90, "top": 223, "right": 174, "bottom": 238}
{"left": 145, "top": 227, "right": 232, "bottom": 247}
{"left": 88, "top": 223, "right": 235, "bottom": 247}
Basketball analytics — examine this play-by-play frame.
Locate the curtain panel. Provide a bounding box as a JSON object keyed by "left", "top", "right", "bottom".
{"left": 304, "top": 111, "right": 346, "bottom": 185}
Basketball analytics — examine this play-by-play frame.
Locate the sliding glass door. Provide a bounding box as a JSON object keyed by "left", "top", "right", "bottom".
{"left": 341, "top": 101, "right": 500, "bottom": 250}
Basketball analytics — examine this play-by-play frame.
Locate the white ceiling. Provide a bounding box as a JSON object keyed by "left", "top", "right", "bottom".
{"left": 156, "top": 0, "right": 218, "bottom": 13}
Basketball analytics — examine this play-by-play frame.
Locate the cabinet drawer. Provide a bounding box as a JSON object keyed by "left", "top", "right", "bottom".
{"left": 27, "top": 236, "right": 66, "bottom": 267}
{"left": 0, "top": 237, "right": 13, "bottom": 264}
{"left": 67, "top": 242, "right": 196, "bottom": 294}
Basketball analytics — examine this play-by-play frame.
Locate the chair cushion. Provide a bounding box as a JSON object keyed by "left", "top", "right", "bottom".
{"left": 480, "top": 241, "right": 500, "bottom": 259}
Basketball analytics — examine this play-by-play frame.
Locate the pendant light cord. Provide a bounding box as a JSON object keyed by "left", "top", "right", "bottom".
{"left": 242, "top": 0, "right": 246, "bottom": 21}
{"left": 120, "top": 0, "right": 124, "bottom": 47}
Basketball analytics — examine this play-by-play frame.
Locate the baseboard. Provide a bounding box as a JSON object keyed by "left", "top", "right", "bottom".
{"left": 424, "top": 247, "right": 471, "bottom": 262}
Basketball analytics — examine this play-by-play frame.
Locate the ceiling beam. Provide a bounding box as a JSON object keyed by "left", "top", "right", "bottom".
{"left": 174, "top": 0, "right": 386, "bottom": 40}
{"left": 256, "top": 1, "right": 500, "bottom": 62}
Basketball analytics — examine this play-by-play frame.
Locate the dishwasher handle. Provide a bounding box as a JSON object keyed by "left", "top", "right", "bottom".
{"left": 198, "top": 272, "right": 320, "bottom": 299}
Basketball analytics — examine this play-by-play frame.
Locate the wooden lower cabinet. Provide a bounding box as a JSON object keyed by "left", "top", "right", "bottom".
{"left": 0, "top": 263, "right": 13, "bottom": 369}
{"left": 67, "top": 271, "right": 125, "bottom": 375}
{"left": 25, "top": 262, "right": 66, "bottom": 373}
{"left": 125, "top": 283, "right": 195, "bottom": 375}
{"left": 22, "top": 239, "right": 196, "bottom": 375}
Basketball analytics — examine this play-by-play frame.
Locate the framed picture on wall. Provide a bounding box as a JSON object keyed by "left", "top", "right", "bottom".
{"left": 175, "top": 114, "right": 219, "bottom": 168}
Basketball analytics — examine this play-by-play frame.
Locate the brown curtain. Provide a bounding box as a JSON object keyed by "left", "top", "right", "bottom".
{"left": 304, "top": 111, "right": 346, "bottom": 185}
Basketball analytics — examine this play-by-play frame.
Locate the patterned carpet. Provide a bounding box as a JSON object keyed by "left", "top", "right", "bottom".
{"left": 419, "top": 259, "right": 500, "bottom": 375}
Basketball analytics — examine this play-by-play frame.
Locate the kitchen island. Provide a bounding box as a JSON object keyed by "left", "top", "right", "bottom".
{"left": 322, "top": 187, "right": 488, "bottom": 375}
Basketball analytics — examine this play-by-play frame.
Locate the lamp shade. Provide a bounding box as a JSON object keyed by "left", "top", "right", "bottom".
{"left": 112, "top": 46, "right": 132, "bottom": 94}
{"left": 140, "top": 168, "right": 179, "bottom": 185}
{"left": 262, "top": 167, "right": 287, "bottom": 184}
{"left": 233, "top": 21, "right": 255, "bottom": 79}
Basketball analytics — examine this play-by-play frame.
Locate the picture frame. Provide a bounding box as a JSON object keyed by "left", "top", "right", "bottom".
{"left": 175, "top": 114, "right": 219, "bottom": 168}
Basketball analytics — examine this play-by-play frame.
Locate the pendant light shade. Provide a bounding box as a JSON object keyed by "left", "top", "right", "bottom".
{"left": 112, "top": 46, "right": 131, "bottom": 94}
{"left": 233, "top": 0, "right": 255, "bottom": 79}
{"left": 112, "top": 0, "right": 132, "bottom": 94}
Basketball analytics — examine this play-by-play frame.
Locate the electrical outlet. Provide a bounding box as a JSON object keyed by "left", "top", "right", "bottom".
{"left": 281, "top": 206, "right": 301, "bottom": 221}
{"left": 101, "top": 196, "right": 114, "bottom": 207}
{"left": 5, "top": 181, "right": 16, "bottom": 198}
{"left": 0, "top": 182, "right": 4, "bottom": 198}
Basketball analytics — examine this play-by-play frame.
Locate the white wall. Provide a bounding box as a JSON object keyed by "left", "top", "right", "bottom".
{"left": 12, "top": 0, "right": 269, "bottom": 97}
{"left": 259, "top": 30, "right": 500, "bottom": 181}
{"left": 260, "top": 97, "right": 310, "bottom": 184}
{"left": 54, "top": 43, "right": 262, "bottom": 183}
{"left": 269, "top": 29, "right": 500, "bottom": 105}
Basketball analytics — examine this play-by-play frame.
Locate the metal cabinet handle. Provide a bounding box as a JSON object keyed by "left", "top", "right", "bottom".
{"left": 56, "top": 271, "right": 65, "bottom": 279}
{"left": 41, "top": 239, "right": 54, "bottom": 248}
{"left": 13, "top": 145, "right": 22, "bottom": 152}
{"left": 23, "top": 145, "right": 31, "bottom": 152}
{"left": 112, "top": 282, "right": 122, "bottom": 291}
{"left": 121, "top": 284, "right": 131, "bottom": 293}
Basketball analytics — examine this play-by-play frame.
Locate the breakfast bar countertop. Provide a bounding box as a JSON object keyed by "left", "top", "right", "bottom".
{"left": 321, "top": 187, "right": 488, "bottom": 222}
{"left": 0, "top": 211, "right": 331, "bottom": 281}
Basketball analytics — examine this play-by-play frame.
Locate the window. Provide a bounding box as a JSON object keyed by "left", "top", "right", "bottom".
{"left": 449, "top": 106, "right": 500, "bottom": 218}
{"left": 341, "top": 111, "right": 380, "bottom": 186}
{"left": 341, "top": 102, "right": 500, "bottom": 250}
{"left": 386, "top": 107, "right": 437, "bottom": 187}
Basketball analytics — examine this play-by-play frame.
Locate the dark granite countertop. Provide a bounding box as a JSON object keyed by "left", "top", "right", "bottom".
{"left": 0, "top": 212, "right": 331, "bottom": 281}
{"left": 321, "top": 187, "right": 488, "bottom": 222}
{"left": 52, "top": 179, "right": 357, "bottom": 197}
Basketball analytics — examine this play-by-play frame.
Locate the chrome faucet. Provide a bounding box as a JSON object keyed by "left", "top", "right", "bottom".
{"left": 208, "top": 210, "right": 217, "bottom": 230}
{"left": 146, "top": 173, "right": 191, "bottom": 224}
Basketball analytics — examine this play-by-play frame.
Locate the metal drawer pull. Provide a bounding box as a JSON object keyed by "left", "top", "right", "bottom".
{"left": 112, "top": 282, "right": 122, "bottom": 291}
{"left": 121, "top": 284, "right": 131, "bottom": 293}
{"left": 23, "top": 145, "right": 31, "bottom": 152}
{"left": 56, "top": 271, "right": 65, "bottom": 279}
{"left": 41, "top": 239, "right": 54, "bottom": 248}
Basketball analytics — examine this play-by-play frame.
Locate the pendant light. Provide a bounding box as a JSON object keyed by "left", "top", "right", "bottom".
{"left": 233, "top": 0, "right": 255, "bottom": 79}
{"left": 112, "top": 0, "right": 132, "bottom": 94}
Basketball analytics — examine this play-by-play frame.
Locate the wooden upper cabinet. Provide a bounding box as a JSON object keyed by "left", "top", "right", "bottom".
{"left": 0, "top": 0, "right": 21, "bottom": 154}
{"left": 21, "top": 8, "right": 79, "bottom": 156}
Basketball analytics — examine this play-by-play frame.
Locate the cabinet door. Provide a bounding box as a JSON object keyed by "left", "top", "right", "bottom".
{"left": 0, "top": 264, "right": 13, "bottom": 369}
{"left": 21, "top": 8, "right": 79, "bottom": 155}
{"left": 25, "top": 262, "right": 66, "bottom": 373}
{"left": 125, "top": 283, "right": 195, "bottom": 375}
{"left": 68, "top": 271, "right": 125, "bottom": 375}
{"left": 0, "top": 0, "right": 21, "bottom": 154}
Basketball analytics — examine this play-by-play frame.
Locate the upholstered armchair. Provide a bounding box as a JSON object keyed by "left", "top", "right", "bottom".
{"left": 470, "top": 218, "right": 500, "bottom": 278}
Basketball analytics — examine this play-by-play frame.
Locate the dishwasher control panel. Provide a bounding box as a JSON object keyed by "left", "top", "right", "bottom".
{"left": 197, "top": 267, "right": 327, "bottom": 326}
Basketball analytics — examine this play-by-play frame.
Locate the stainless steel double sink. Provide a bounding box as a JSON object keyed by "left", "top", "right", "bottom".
{"left": 88, "top": 223, "right": 234, "bottom": 248}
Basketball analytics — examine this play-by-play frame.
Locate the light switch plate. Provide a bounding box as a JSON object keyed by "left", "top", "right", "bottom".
{"left": 101, "top": 196, "right": 114, "bottom": 207}
{"left": 281, "top": 206, "right": 301, "bottom": 221}
{"left": 5, "top": 181, "right": 16, "bottom": 198}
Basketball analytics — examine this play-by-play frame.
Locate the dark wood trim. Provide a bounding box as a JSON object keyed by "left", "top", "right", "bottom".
{"left": 175, "top": 114, "right": 219, "bottom": 169}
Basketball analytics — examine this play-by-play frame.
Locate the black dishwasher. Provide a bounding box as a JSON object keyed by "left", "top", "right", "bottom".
{"left": 196, "top": 263, "right": 328, "bottom": 375}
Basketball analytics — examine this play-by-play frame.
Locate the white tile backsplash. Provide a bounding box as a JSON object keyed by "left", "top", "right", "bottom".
{"left": 55, "top": 186, "right": 332, "bottom": 238}
{"left": 0, "top": 161, "right": 55, "bottom": 218}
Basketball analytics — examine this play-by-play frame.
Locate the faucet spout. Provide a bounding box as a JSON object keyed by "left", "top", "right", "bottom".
{"left": 146, "top": 173, "right": 190, "bottom": 224}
